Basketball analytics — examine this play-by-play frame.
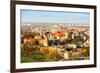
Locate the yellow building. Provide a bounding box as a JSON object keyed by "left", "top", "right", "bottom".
{"left": 39, "top": 37, "right": 48, "bottom": 46}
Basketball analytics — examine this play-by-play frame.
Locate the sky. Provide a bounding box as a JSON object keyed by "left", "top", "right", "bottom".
{"left": 21, "top": 9, "right": 90, "bottom": 24}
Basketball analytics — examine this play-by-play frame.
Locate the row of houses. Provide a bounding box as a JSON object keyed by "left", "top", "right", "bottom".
{"left": 22, "top": 29, "right": 69, "bottom": 46}
{"left": 21, "top": 26, "right": 90, "bottom": 48}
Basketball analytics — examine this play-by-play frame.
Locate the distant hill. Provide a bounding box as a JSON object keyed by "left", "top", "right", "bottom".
{"left": 21, "top": 23, "right": 89, "bottom": 27}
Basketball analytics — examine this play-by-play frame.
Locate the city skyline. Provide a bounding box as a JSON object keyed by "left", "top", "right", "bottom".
{"left": 21, "top": 10, "right": 90, "bottom": 24}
